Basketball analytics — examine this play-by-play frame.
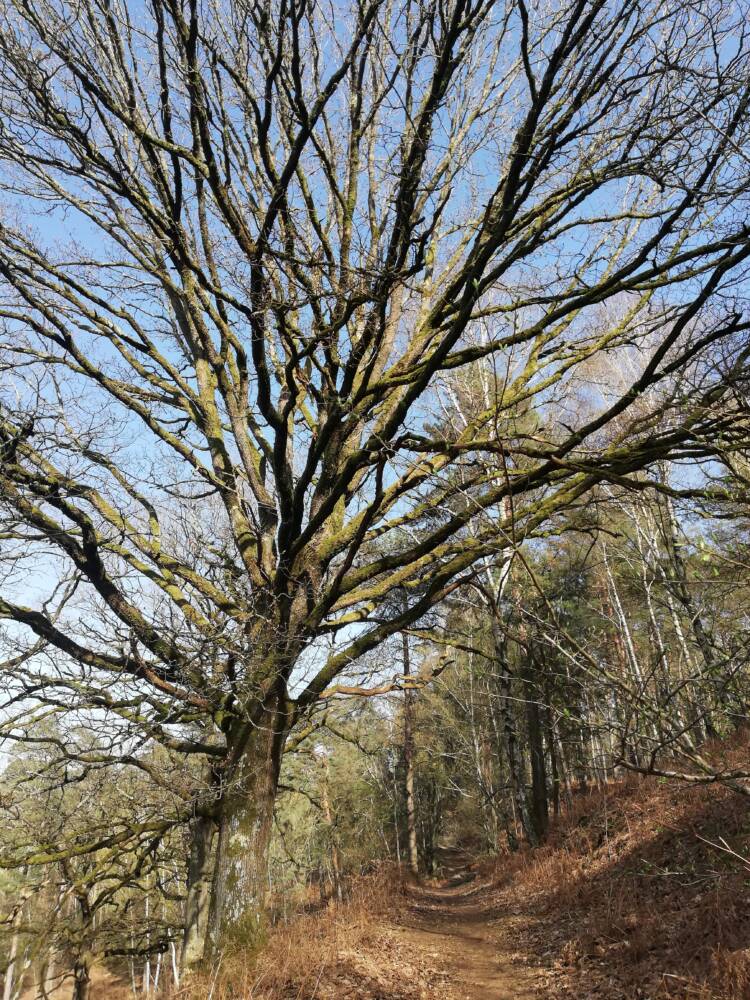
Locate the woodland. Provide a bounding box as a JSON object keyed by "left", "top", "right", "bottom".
{"left": 0, "top": 0, "right": 750, "bottom": 996}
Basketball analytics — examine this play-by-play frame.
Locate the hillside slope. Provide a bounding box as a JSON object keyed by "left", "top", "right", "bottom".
{"left": 498, "top": 758, "right": 750, "bottom": 998}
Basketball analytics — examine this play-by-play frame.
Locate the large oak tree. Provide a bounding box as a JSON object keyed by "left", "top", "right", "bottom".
{"left": 1, "top": 0, "right": 750, "bottom": 959}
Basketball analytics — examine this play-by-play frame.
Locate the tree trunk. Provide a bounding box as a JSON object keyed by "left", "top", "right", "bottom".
{"left": 555, "top": 728, "right": 574, "bottom": 811}
{"left": 35, "top": 951, "right": 57, "bottom": 1000}
{"left": 543, "top": 682, "right": 560, "bottom": 818}
{"left": 320, "top": 758, "right": 343, "bottom": 903}
{"left": 548, "top": 720, "right": 560, "bottom": 817}
{"left": 206, "top": 702, "right": 287, "bottom": 956}
{"left": 71, "top": 960, "right": 90, "bottom": 1000}
{"left": 64, "top": 880, "right": 92, "bottom": 1000}
{"left": 486, "top": 677, "right": 517, "bottom": 850}
{"left": 523, "top": 648, "right": 548, "bottom": 841}
{"left": 492, "top": 620, "right": 537, "bottom": 847}
{"left": 180, "top": 815, "right": 216, "bottom": 973}
{"left": 402, "top": 627, "right": 419, "bottom": 877}
{"left": 2, "top": 901, "right": 23, "bottom": 1000}
{"left": 662, "top": 495, "right": 719, "bottom": 737}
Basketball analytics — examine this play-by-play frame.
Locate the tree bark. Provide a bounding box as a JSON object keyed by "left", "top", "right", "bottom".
{"left": 492, "top": 620, "right": 537, "bottom": 847}
{"left": 662, "top": 495, "right": 719, "bottom": 737}
{"left": 180, "top": 815, "right": 216, "bottom": 973}
{"left": 319, "top": 758, "right": 343, "bottom": 903}
{"left": 486, "top": 678, "right": 517, "bottom": 850}
{"left": 401, "top": 627, "right": 419, "bottom": 877}
{"left": 523, "top": 648, "right": 548, "bottom": 841}
{"left": 543, "top": 682, "right": 560, "bottom": 817}
{"left": 35, "top": 951, "right": 57, "bottom": 1000}
{"left": 71, "top": 960, "right": 90, "bottom": 1000}
{"left": 2, "top": 900, "right": 23, "bottom": 1000}
{"left": 206, "top": 700, "right": 287, "bottom": 956}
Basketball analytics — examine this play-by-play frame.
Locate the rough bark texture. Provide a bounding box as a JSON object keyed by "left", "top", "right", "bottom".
{"left": 206, "top": 701, "right": 287, "bottom": 956}
{"left": 180, "top": 815, "right": 216, "bottom": 972}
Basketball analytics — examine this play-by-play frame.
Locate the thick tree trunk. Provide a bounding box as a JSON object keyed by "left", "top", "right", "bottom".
{"left": 206, "top": 703, "right": 287, "bottom": 956}
{"left": 180, "top": 815, "right": 216, "bottom": 973}
{"left": 65, "top": 883, "right": 92, "bottom": 1000}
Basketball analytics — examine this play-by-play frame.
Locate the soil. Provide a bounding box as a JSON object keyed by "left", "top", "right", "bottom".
{"left": 394, "top": 850, "right": 542, "bottom": 999}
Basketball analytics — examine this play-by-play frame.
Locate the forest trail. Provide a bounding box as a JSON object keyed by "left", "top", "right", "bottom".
{"left": 393, "top": 850, "right": 540, "bottom": 999}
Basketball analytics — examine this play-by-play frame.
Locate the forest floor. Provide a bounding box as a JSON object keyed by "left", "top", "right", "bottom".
{"left": 394, "top": 850, "right": 541, "bottom": 999}
{"left": 239, "top": 851, "right": 546, "bottom": 1000}
{"left": 24, "top": 750, "right": 750, "bottom": 999}
{"left": 244, "top": 741, "right": 750, "bottom": 1000}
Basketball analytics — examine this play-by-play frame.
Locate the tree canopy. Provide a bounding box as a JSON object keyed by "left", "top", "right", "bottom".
{"left": 1, "top": 0, "right": 749, "bottom": 966}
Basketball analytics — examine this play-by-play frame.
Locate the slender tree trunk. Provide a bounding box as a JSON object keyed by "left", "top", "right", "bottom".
{"left": 143, "top": 895, "right": 151, "bottom": 998}
{"left": 180, "top": 815, "right": 216, "bottom": 973}
{"left": 523, "top": 648, "right": 548, "bottom": 841}
{"left": 402, "top": 626, "right": 419, "bottom": 876}
{"left": 320, "top": 758, "right": 343, "bottom": 902}
{"left": 152, "top": 951, "right": 162, "bottom": 996}
{"left": 662, "top": 495, "right": 719, "bottom": 737}
{"left": 665, "top": 590, "right": 708, "bottom": 744}
{"left": 603, "top": 546, "right": 645, "bottom": 687}
{"left": 2, "top": 900, "right": 23, "bottom": 1000}
{"left": 486, "top": 674, "right": 517, "bottom": 850}
{"left": 129, "top": 939, "right": 136, "bottom": 997}
{"left": 542, "top": 680, "right": 560, "bottom": 817}
{"left": 391, "top": 759, "right": 402, "bottom": 865}
{"left": 206, "top": 700, "right": 288, "bottom": 956}
{"left": 575, "top": 709, "right": 589, "bottom": 794}
{"left": 169, "top": 943, "right": 180, "bottom": 991}
{"left": 71, "top": 960, "right": 90, "bottom": 1000}
{"left": 492, "top": 620, "right": 537, "bottom": 846}
{"left": 555, "top": 729, "right": 574, "bottom": 811}
{"left": 634, "top": 513, "right": 693, "bottom": 744}
{"left": 603, "top": 543, "right": 662, "bottom": 749}
{"left": 548, "top": 720, "right": 560, "bottom": 817}
{"left": 35, "top": 951, "right": 56, "bottom": 1000}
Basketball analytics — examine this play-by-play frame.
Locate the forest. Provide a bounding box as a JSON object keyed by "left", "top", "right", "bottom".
{"left": 0, "top": 0, "right": 749, "bottom": 996}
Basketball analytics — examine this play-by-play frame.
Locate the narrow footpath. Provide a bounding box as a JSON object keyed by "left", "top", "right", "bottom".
{"left": 393, "top": 851, "right": 541, "bottom": 1000}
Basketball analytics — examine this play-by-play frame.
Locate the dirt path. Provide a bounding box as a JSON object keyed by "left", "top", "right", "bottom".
{"left": 393, "top": 852, "right": 540, "bottom": 1000}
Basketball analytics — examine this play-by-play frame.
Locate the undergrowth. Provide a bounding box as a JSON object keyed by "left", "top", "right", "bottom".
{"left": 501, "top": 736, "right": 750, "bottom": 999}
{"left": 172, "top": 866, "right": 412, "bottom": 1000}
{"left": 172, "top": 737, "right": 750, "bottom": 1000}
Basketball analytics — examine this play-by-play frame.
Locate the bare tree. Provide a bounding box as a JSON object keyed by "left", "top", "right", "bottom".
{"left": 1, "top": 0, "right": 750, "bottom": 961}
